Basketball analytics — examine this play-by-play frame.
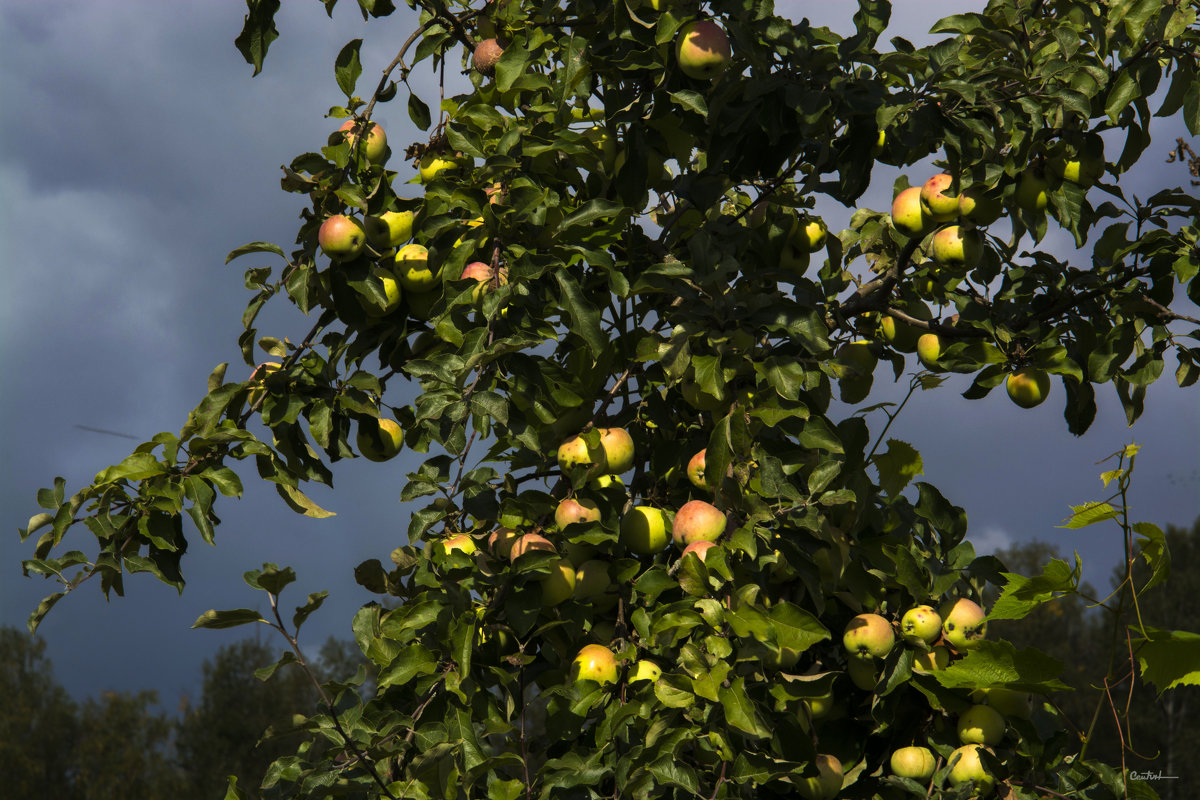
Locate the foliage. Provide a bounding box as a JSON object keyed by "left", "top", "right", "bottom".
{"left": 16, "top": 0, "right": 1200, "bottom": 798}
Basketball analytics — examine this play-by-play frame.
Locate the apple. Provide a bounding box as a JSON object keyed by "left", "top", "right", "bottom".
{"left": 891, "top": 186, "right": 929, "bottom": 237}
{"left": 441, "top": 534, "right": 477, "bottom": 556}
{"left": 574, "top": 559, "right": 613, "bottom": 602}
{"left": 488, "top": 527, "right": 520, "bottom": 559}
{"left": 872, "top": 128, "right": 886, "bottom": 156}
{"left": 674, "top": 20, "right": 732, "bottom": 80}
{"left": 836, "top": 340, "right": 877, "bottom": 378}
{"left": 472, "top": 38, "right": 504, "bottom": 76}
{"left": 357, "top": 417, "right": 403, "bottom": 461}
{"left": 336, "top": 119, "right": 387, "bottom": 164}
{"left": 360, "top": 268, "right": 402, "bottom": 317}
{"left": 947, "top": 744, "right": 995, "bottom": 793}
{"left": 880, "top": 303, "right": 932, "bottom": 353}
{"left": 791, "top": 215, "right": 828, "bottom": 253}
{"left": 364, "top": 210, "right": 414, "bottom": 251}
{"left": 620, "top": 506, "right": 669, "bottom": 555}
{"left": 911, "top": 645, "right": 950, "bottom": 673}
{"left": 958, "top": 186, "right": 1003, "bottom": 225}
{"left": 920, "top": 173, "right": 959, "bottom": 222}
{"left": 930, "top": 225, "right": 983, "bottom": 268}
{"left": 394, "top": 244, "right": 440, "bottom": 293}
{"left": 805, "top": 692, "right": 834, "bottom": 720}
{"left": 571, "top": 643, "right": 618, "bottom": 684}
{"left": 598, "top": 427, "right": 635, "bottom": 474}
{"left": 1015, "top": 170, "right": 1051, "bottom": 212}
{"left": 672, "top": 500, "right": 726, "bottom": 546}
{"left": 796, "top": 754, "right": 843, "bottom": 800}
{"left": 510, "top": 533, "right": 556, "bottom": 561}
{"left": 418, "top": 152, "right": 458, "bottom": 183}
{"left": 680, "top": 540, "right": 717, "bottom": 562}
{"left": 940, "top": 597, "right": 987, "bottom": 650}
{"left": 1049, "top": 138, "right": 1104, "bottom": 187}
{"left": 1006, "top": 367, "right": 1050, "bottom": 409}
{"left": 890, "top": 746, "right": 936, "bottom": 780}
{"left": 629, "top": 659, "right": 661, "bottom": 683}
{"left": 589, "top": 474, "right": 624, "bottom": 491}
{"left": 540, "top": 559, "right": 576, "bottom": 606}
{"left": 842, "top": 613, "right": 895, "bottom": 660}
{"left": 958, "top": 704, "right": 1006, "bottom": 746}
{"left": 846, "top": 656, "right": 877, "bottom": 689}
{"left": 460, "top": 260, "right": 508, "bottom": 303}
{"left": 900, "top": 605, "right": 942, "bottom": 645}
{"left": 318, "top": 214, "right": 366, "bottom": 260}
{"left": 984, "top": 687, "right": 1034, "bottom": 719}
{"left": 555, "top": 497, "right": 601, "bottom": 528}
{"left": 916, "top": 332, "right": 945, "bottom": 370}
{"left": 686, "top": 449, "right": 707, "bottom": 489}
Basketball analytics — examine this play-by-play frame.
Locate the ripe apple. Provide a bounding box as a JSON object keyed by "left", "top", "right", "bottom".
{"left": 629, "top": 659, "right": 661, "bottom": 683}
{"left": 916, "top": 332, "right": 945, "bottom": 370}
{"left": 900, "top": 605, "right": 942, "bottom": 645}
{"left": 686, "top": 448, "right": 707, "bottom": 489}
{"left": 441, "top": 534, "right": 477, "bottom": 556}
{"left": 890, "top": 746, "right": 936, "bottom": 780}
{"left": 984, "top": 687, "right": 1034, "bottom": 719}
{"left": 364, "top": 210, "right": 414, "bottom": 251}
{"left": 672, "top": 500, "right": 727, "bottom": 546}
{"left": 842, "top": 613, "right": 896, "bottom": 660}
{"left": 460, "top": 260, "right": 508, "bottom": 303}
{"left": 555, "top": 497, "right": 601, "bottom": 528}
{"left": 336, "top": 119, "right": 387, "bottom": 164}
{"left": 510, "top": 533, "right": 555, "bottom": 561}
{"left": 394, "top": 244, "right": 440, "bottom": 293}
{"left": 791, "top": 215, "right": 828, "bottom": 252}
{"left": 574, "top": 559, "right": 613, "bottom": 602}
{"left": 947, "top": 744, "right": 995, "bottom": 793}
{"left": 1006, "top": 367, "right": 1050, "bottom": 409}
{"left": 540, "top": 559, "right": 576, "bottom": 606}
{"left": 796, "top": 754, "right": 843, "bottom": 800}
{"left": 621, "top": 506, "right": 669, "bottom": 555}
{"left": 846, "top": 656, "right": 877, "bottom": 689}
{"left": 911, "top": 645, "right": 950, "bottom": 673}
{"left": 958, "top": 185, "right": 1003, "bottom": 225}
{"left": 680, "top": 540, "right": 717, "bottom": 562}
{"left": 674, "top": 20, "right": 732, "bottom": 80}
{"left": 598, "top": 427, "right": 635, "bottom": 474}
{"left": 357, "top": 418, "right": 403, "bottom": 461}
{"left": 418, "top": 152, "right": 458, "bottom": 183}
{"left": 488, "top": 527, "right": 520, "bottom": 559}
{"left": 472, "top": 38, "right": 504, "bottom": 76}
{"left": 318, "top": 214, "right": 366, "bottom": 260}
{"left": 1015, "top": 171, "right": 1052, "bottom": 212}
{"left": 571, "top": 643, "right": 618, "bottom": 684}
{"left": 940, "top": 597, "right": 987, "bottom": 650}
{"left": 891, "top": 186, "right": 929, "bottom": 237}
{"left": 930, "top": 224, "right": 983, "bottom": 268}
{"left": 957, "top": 704, "right": 1006, "bottom": 746}
{"left": 920, "top": 173, "right": 959, "bottom": 222}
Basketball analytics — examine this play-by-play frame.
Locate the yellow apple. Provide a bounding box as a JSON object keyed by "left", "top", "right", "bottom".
{"left": 621, "top": 506, "right": 669, "bottom": 555}
{"left": 540, "top": 559, "right": 576, "bottom": 606}
{"left": 630, "top": 659, "right": 661, "bottom": 683}
{"left": 573, "top": 559, "right": 613, "bottom": 602}
{"left": 1006, "top": 367, "right": 1050, "bottom": 408}
{"left": 555, "top": 497, "right": 601, "bottom": 528}
{"left": 796, "top": 754, "right": 843, "bottom": 800}
{"left": 357, "top": 417, "right": 403, "bottom": 461}
{"left": 880, "top": 303, "right": 933, "bottom": 353}
{"left": 571, "top": 644, "right": 618, "bottom": 684}
{"left": 957, "top": 704, "right": 1006, "bottom": 746}
{"left": 418, "top": 152, "right": 458, "bottom": 182}
{"left": 948, "top": 744, "right": 995, "bottom": 793}
{"left": 674, "top": 20, "right": 732, "bottom": 80}
{"left": 1015, "top": 171, "right": 1052, "bottom": 212}
{"left": 912, "top": 645, "right": 951, "bottom": 673}
{"left": 364, "top": 210, "right": 414, "bottom": 251}
{"left": 791, "top": 215, "right": 828, "bottom": 253}
{"left": 891, "top": 186, "right": 929, "bottom": 237}
{"left": 958, "top": 186, "right": 1003, "bottom": 225}
{"left": 930, "top": 225, "right": 983, "bottom": 268}
{"left": 394, "top": 243, "right": 439, "bottom": 293}
{"left": 487, "top": 526, "right": 520, "bottom": 559}
{"left": 843, "top": 613, "right": 895, "bottom": 659}
{"left": 920, "top": 173, "right": 959, "bottom": 222}
{"left": 360, "top": 268, "right": 402, "bottom": 317}
{"left": 441, "top": 534, "right": 477, "bottom": 556}
{"left": 940, "top": 597, "right": 987, "bottom": 650}
{"left": 916, "top": 332, "right": 945, "bottom": 370}
{"left": 890, "top": 746, "right": 936, "bottom": 780}
{"left": 900, "top": 604, "right": 942, "bottom": 645}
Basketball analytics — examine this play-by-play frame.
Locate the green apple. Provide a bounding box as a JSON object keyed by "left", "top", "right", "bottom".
{"left": 891, "top": 186, "right": 929, "bottom": 237}
{"left": 940, "top": 597, "right": 987, "bottom": 650}
{"left": 912, "top": 645, "right": 950, "bottom": 673}
{"left": 510, "top": 533, "right": 555, "bottom": 561}
{"left": 1049, "top": 137, "right": 1104, "bottom": 187}
{"left": 984, "top": 687, "right": 1034, "bottom": 719}
{"left": 394, "top": 244, "right": 440, "bottom": 292}
{"left": 958, "top": 186, "right": 1003, "bottom": 225}
{"left": 890, "top": 746, "right": 936, "bottom": 780}
{"left": 836, "top": 340, "right": 877, "bottom": 378}
{"left": 540, "top": 559, "right": 576, "bottom": 606}
{"left": 574, "top": 559, "right": 613, "bottom": 602}
{"left": 930, "top": 225, "right": 983, "bottom": 268}
{"left": 571, "top": 644, "right": 618, "bottom": 684}
{"left": 920, "top": 173, "right": 959, "bottom": 222}
{"left": 947, "top": 744, "right": 995, "bottom": 793}
{"left": 846, "top": 656, "right": 877, "bottom": 689}
{"left": 441, "top": 534, "right": 477, "bottom": 556}
{"left": 621, "top": 506, "right": 669, "bottom": 555}
{"left": 318, "top": 214, "right": 366, "bottom": 260}
{"left": 880, "top": 303, "right": 933, "bottom": 353}
{"left": 357, "top": 417, "right": 403, "bottom": 461}
{"left": 629, "top": 659, "right": 662, "bottom": 683}
{"left": 1015, "top": 171, "right": 1051, "bottom": 212}
{"left": 842, "top": 613, "right": 896, "bottom": 659}
{"left": 686, "top": 448, "right": 707, "bottom": 489}
{"left": 364, "top": 210, "right": 414, "bottom": 251}
{"left": 487, "top": 526, "right": 520, "bottom": 559}
{"left": 337, "top": 119, "right": 387, "bottom": 164}
{"left": 418, "top": 152, "right": 458, "bottom": 182}
{"left": 916, "top": 332, "right": 945, "bottom": 370}
{"left": 598, "top": 427, "right": 635, "bottom": 474}
{"left": 791, "top": 215, "right": 828, "bottom": 253}
{"left": 779, "top": 241, "right": 810, "bottom": 275}
{"left": 360, "top": 268, "right": 402, "bottom": 317}
{"left": 555, "top": 497, "right": 601, "bottom": 528}
{"left": 900, "top": 605, "right": 942, "bottom": 645}
{"left": 1006, "top": 367, "right": 1050, "bottom": 409}
{"left": 472, "top": 38, "right": 504, "bottom": 76}
{"left": 958, "top": 704, "right": 1006, "bottom": 746}
{"left": 672, "top": 500, "right": 727, "bottom": 545}
{"left": 805, "top": 692, "right": 835, "bottom": 720}
{"left": 674, "top": 20, "right": 732, "bottom": 80}
{"left": 796, "top": 754, "right": 843, "bottom": 800}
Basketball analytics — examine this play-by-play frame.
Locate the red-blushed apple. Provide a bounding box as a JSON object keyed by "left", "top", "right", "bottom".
{"left": 510, "top": 533, "right": 555, "bottom": 561}
{"left": 337, "top": 119, "right": 387, "bottom": 164}
{"left": 571, "top": 643, "right": 618, "bottom": 684}
{"left": 911, "top": 645, "right": 950, "bottom": 673}
{"left": 900, "top": 605, "right": 943, "bottom": 645}
{"left": 920, "top": 173, "right": 959, "bottom": 222}
{"left": 318, "top": 214, "right": 366, "bottom": 260}
{"left": 555, "top": 497, "right": 601, "bottom": 528}
{"left": 1006, "top": 367, "right": 1050, "bottom": 408}
{"left": 940, "top": 597, "right": 987, "bottom": 650}
{"left": 629, "top": 659, "right": 661, "bottom": 683}
{"left": 890, "top": 746, "right": 936, "bottom": 780}
{"left": 488, "top": 526, "right": 520, "bottom": 559}
{"left": 930, "top": 224, "right": 983, "bottom": 268}
{"left": 440, "top": 534, "right": 477, "bottom": 556}
{"left": 461, "top": 260, "right": 509, "bottom": 304}
{"left": 686, "top": 448, "right": 707, "bottom": 489}
{"left": 472, "top": 38, "right": 504, "bottom": 76}
{"left": 540, "top": 559, "right": 576, "bottom": 606}
{"left": 842, "top": 613, "right": 896, "bottom": 659}
{"left": 680, "top": 540, "right": 717, "bottom": 562}
{"left": 957, "top": 704, "right": 1006, "bottom": 746}
{"left": 620, "top": 506, "right": 669, "bottom": 555}
{"left": 394, "top": 244, "right": 439, "bottom": 292}
{"left": 599, "top": 427, "right": 635, "bottom": 474}
{"left": 674, "top": 20, "right": 732, "bottom": 80}
{"left": 356, "top": 418, "right": 403, "bottom": 461}
{"left": 948, "top": 744, "right": 995, "bottom": 793}
{"left": 672, "top": 500, "right": 726, "bottom": 546}
{"left": 891, "top": 186, "right": 928, "bottom": 237}
{"left": 796, "top": 754, "right": 843, "bottom": 800}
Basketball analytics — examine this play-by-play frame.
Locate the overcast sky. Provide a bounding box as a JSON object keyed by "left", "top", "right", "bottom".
{"left": 1, "top": 1, "right": 1197, "bottom": 708}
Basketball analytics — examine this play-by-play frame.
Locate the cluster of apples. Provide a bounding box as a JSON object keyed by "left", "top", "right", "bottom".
{"left": 836, "top": 598, "right": 1029, "bottom": 793}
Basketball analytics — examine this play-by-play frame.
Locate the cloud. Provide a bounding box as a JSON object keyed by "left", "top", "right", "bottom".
{"left": 968, "top": 526, "right": 1015, "bottom": 556}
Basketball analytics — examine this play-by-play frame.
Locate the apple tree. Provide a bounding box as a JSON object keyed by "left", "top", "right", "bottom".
{"left": 18, "top": 0, "right": 1200, "bottom": 797}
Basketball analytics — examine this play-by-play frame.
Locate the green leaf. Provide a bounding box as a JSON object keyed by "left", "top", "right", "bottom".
{"left": 334, "top": 39, "right": 363, "bottom": 99}
{"left": 94, "top": 453, "right": 167, "bottom": 484}
{"left": 276, "top": 484, "right": 337, "bottom": 518}
{"left": 234, "top": 0, "right": 281, "bottom": 76}
{"left": 933, "top": 640, "right": 1069, "bottom": 692}
{"left": 988, "top": 557, "right": 1081, "bottom": 621}
{"left": 192, "top": 608, "right": 268, "bottom": 629}
{"left": 668, "top": 90, "right": 707, "bottom": 117}
{"left": 1057, "top": 501, "right": 1118, "bottom": 529}
{"left": 225, "top": 241, "right": 285, "bottom": 264}
{"left": 554, "top": 272, "right": 605, "bottom": 358}
{"left": 408, "top": 93, "right": 431, "bottom": 131}
{"left": 720, "top": 677, "right": 769, "bottom": 738}
{"left": 1133, "top": 521, "right": 1170, "bottom": 592}
{"left": 1131, "top": 627, "right": 1200, "bottom": 693}
{"left": 871, "top": 439, "right": 922, "bottom": 497}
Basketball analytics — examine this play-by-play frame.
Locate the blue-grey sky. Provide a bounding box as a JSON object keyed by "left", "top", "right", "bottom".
{"left": 1, "top": 1, "right": 1197, "bottom": 708}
